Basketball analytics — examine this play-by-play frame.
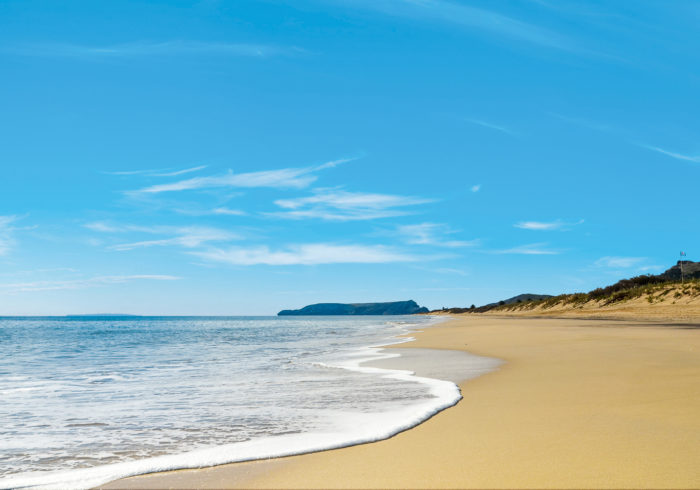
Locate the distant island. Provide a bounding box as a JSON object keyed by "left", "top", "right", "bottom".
{"left": 278, "top": 300, "right": 429, "bottom": 316}
{"left": 65, "top": 314, "right": 139, "bottom": 317}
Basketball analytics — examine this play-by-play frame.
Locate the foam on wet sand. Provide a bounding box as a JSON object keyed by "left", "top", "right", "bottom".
{"left": 104, "top": 315, "right": 700, "bottom": 489}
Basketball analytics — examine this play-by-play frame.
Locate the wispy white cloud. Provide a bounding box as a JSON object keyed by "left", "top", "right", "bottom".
{"left": 491, "top": 243, "right": 559, "bottom": 255}
{"left": 0, "top": 274, "right": 179, "bottom": 293}
{"left": 191, "top": 243, "right": 417, "bottom": 266}
{"left": 548, "top": 114, "right": 698, "bottom": 163}
{"left": 151, "top": 165, "right": 208, "bottom": 177}
{"left": 0, "top": 216, "right": 22, "bottom": 227}
{"left": 84, "top": 222, "right": 240, "bottom": 251}
{"left": 515, "top": 221, "right": 561, "bottom": 231}
{"left": 325, "top": 0, "right": 580, "bottom": 52}
{"left": 397, "top": 223, "right": 478, "bottom": 248}
{"left": 465, "top": 118, "right": 516, "bottom": 136}
{"left": 314, "top": 159, "right": 348, "bottom": 170}
{"left": 272, "top": 189, "right": 433, "bottom": 221}
{"left": 639, "top": 145, "right": 700, "bottom": 163}
{"left": 0, "top": 215, "right": 20, "bottom": 256}
{"left": 113, "top": 227, "right": 239, "bottom": 251}
{"left": 104, "top": 165, "right": 208, "bottom": 177}
{"left": 132, "top": 158, "right": 354, "bottom": 194}
{"left": 524, "top": 0, "right": 626, "bottom": 19}
{"left": 3, "top": 267, "right": 78, "bottom": 277}
{"left": 104, "top": 169, "right": 163, "bottom": 176}
{"left": 594, "top": 256, "right": 647, "bottom": 268}
{"left": 514, "top": 219, "right": 583, "bottom": 231}
{"left": 210, "top": 207, "right": 247, "bottom": 216}
{"left": 139, "top": 168, "right": 314, "bottom": 193}
{"left": 6, "top": 41, "right": 303, "bottom": 59}
{"left": 84, "top": 221, "right": 122, "bottom": 233}
{"left": 470, "top": 184, "right": 481, "bottom": 193}
{"left": 173, "top": 207, "right": 247, "bottom": 217}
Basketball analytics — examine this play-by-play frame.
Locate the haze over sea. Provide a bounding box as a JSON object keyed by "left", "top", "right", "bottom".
{"left": 0, "top": 314, "right": 498, "bottom": 489}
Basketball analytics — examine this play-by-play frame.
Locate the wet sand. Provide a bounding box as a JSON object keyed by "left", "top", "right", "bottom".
{"left": 103, "top": 316, "right": 700, "bottom": 489}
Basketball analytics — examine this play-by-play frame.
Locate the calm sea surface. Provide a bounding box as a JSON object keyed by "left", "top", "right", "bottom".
{"left": 0, "top": 315, "right": 450, "bottom": 488}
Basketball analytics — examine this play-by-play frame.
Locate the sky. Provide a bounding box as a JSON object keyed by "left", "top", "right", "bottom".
{"left": 1, "top": 0, "right": 698, "bottom": 315}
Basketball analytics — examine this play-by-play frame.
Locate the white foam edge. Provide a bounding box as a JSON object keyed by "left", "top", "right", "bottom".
{"left": 1, "top": 315, "right": 467, "bottom": 490}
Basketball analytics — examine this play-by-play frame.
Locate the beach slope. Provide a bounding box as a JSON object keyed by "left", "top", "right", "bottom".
{"left": 104, "top": 316, "right": 700, "bottom": 489}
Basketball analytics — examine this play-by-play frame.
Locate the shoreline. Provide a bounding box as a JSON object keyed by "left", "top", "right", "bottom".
{"left": 4, "top": 316, "right": 464, "bottom": 490}
{"left": 104, "top": 314, "right": 700, "bottom": 489}
{"left": 98, "top": 317, "right": 498, "bottom": 489}
{"left": 426, "top": 310, "right": 700, "bottom": 323}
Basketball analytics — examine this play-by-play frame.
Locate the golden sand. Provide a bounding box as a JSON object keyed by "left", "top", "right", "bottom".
{"left": 103, "top": 316, "right": 700, "bottom": 489}
{"left": 483, "top": 283, "right": 700, "bottom": 322}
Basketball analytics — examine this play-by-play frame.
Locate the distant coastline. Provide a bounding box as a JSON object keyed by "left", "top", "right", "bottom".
{"left": 65, "top": 313, "right": 140, "bottom": 317}
{"left": 433, "top": 260, "right": 700, "bottom": 322}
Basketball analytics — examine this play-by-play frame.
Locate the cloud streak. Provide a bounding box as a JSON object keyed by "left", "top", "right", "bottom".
{"left": 210, "top": 207, "right": 247, "bottom": 216}
{"left": 84, "top": 222, "right": 240, "bottom": 251}
{"left": 132, "top": 158, "right": 354, "bottom": 194}
{"left": 104, "top": 165, "right": 208, "bottom": 177}
{"left": 5, "top": 41, "right": 303, "bottom": 59}
{"left": 325, "top": 0, "right": 580, "bottom": 52}
{"left": 192, "top": 243, "right": 417, "bottom": 266}
{"left": 173, "top": 207, "right": 247, "bottom": 217}
{"left": 0, "top": 215, "right": 20, "bottom": 256}
{"left": 640, "top": 145, "right": 700, "bottom": 163}
{"left": 151, "top": 165, "right": 208, "bottom": 177}
{"left": 514, "top": 219, "right": 583, "bottom": 231}
{"left": 0, "top": 274, "right": 179, "bottom": 293}
{"left": 491, "top": 243, "right": 559, "bottom": 255}
{"left": 84, "top": 222, "right": 123, "bottom": 233}
{"left": 594, "top": 256, "right": 647, "bottom": 268}
{"left": 397, "top": 223, "right": 478, "bottom": 247}
{"left": 272, "top": 189, "right": 433, "bottom": 221}
{"left": 464, "top": 118, "right": 516, "bottom": 136}
{"left": 548, "top": 114, "right": 699, "bottom": 164}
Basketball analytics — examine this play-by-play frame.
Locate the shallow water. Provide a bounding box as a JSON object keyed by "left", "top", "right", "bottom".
{"left": 0, "top": 315, "right": 497, "bottom": 489}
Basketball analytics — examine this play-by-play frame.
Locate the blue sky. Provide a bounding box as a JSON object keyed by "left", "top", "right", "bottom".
{"left": 1, "top": 0, "right": 698, "bottom": 315}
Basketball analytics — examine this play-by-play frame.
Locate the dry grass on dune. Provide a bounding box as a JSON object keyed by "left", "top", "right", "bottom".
{"left": 484, "top": 280, "right": 700, "bottom": 321}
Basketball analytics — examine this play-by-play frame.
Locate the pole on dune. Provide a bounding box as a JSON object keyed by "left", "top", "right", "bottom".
{"left": 680, "top": 251, "right": 686, "bottom": 283}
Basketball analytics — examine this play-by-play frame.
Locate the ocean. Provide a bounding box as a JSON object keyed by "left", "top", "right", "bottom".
{"left": 0, "top": 315, "right": 497, "bottom": 489}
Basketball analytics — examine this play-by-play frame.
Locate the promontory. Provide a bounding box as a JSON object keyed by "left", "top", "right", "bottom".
{"left": 278, "top": 300, "right": 429, "bottom": 316}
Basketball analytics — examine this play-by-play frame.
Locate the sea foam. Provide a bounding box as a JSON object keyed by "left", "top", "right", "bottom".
{"left": 0, "top": 315, "right": 499, "bottom": 490}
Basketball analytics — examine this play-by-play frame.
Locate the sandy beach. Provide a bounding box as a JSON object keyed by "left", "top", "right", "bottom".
{"left": 103, "top": 315, "right": 700, "bottom": 489}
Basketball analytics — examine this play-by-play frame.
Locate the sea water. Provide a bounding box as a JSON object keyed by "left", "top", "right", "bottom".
{"left": 0, "top": 315, "right": 492, "bottom": 489}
